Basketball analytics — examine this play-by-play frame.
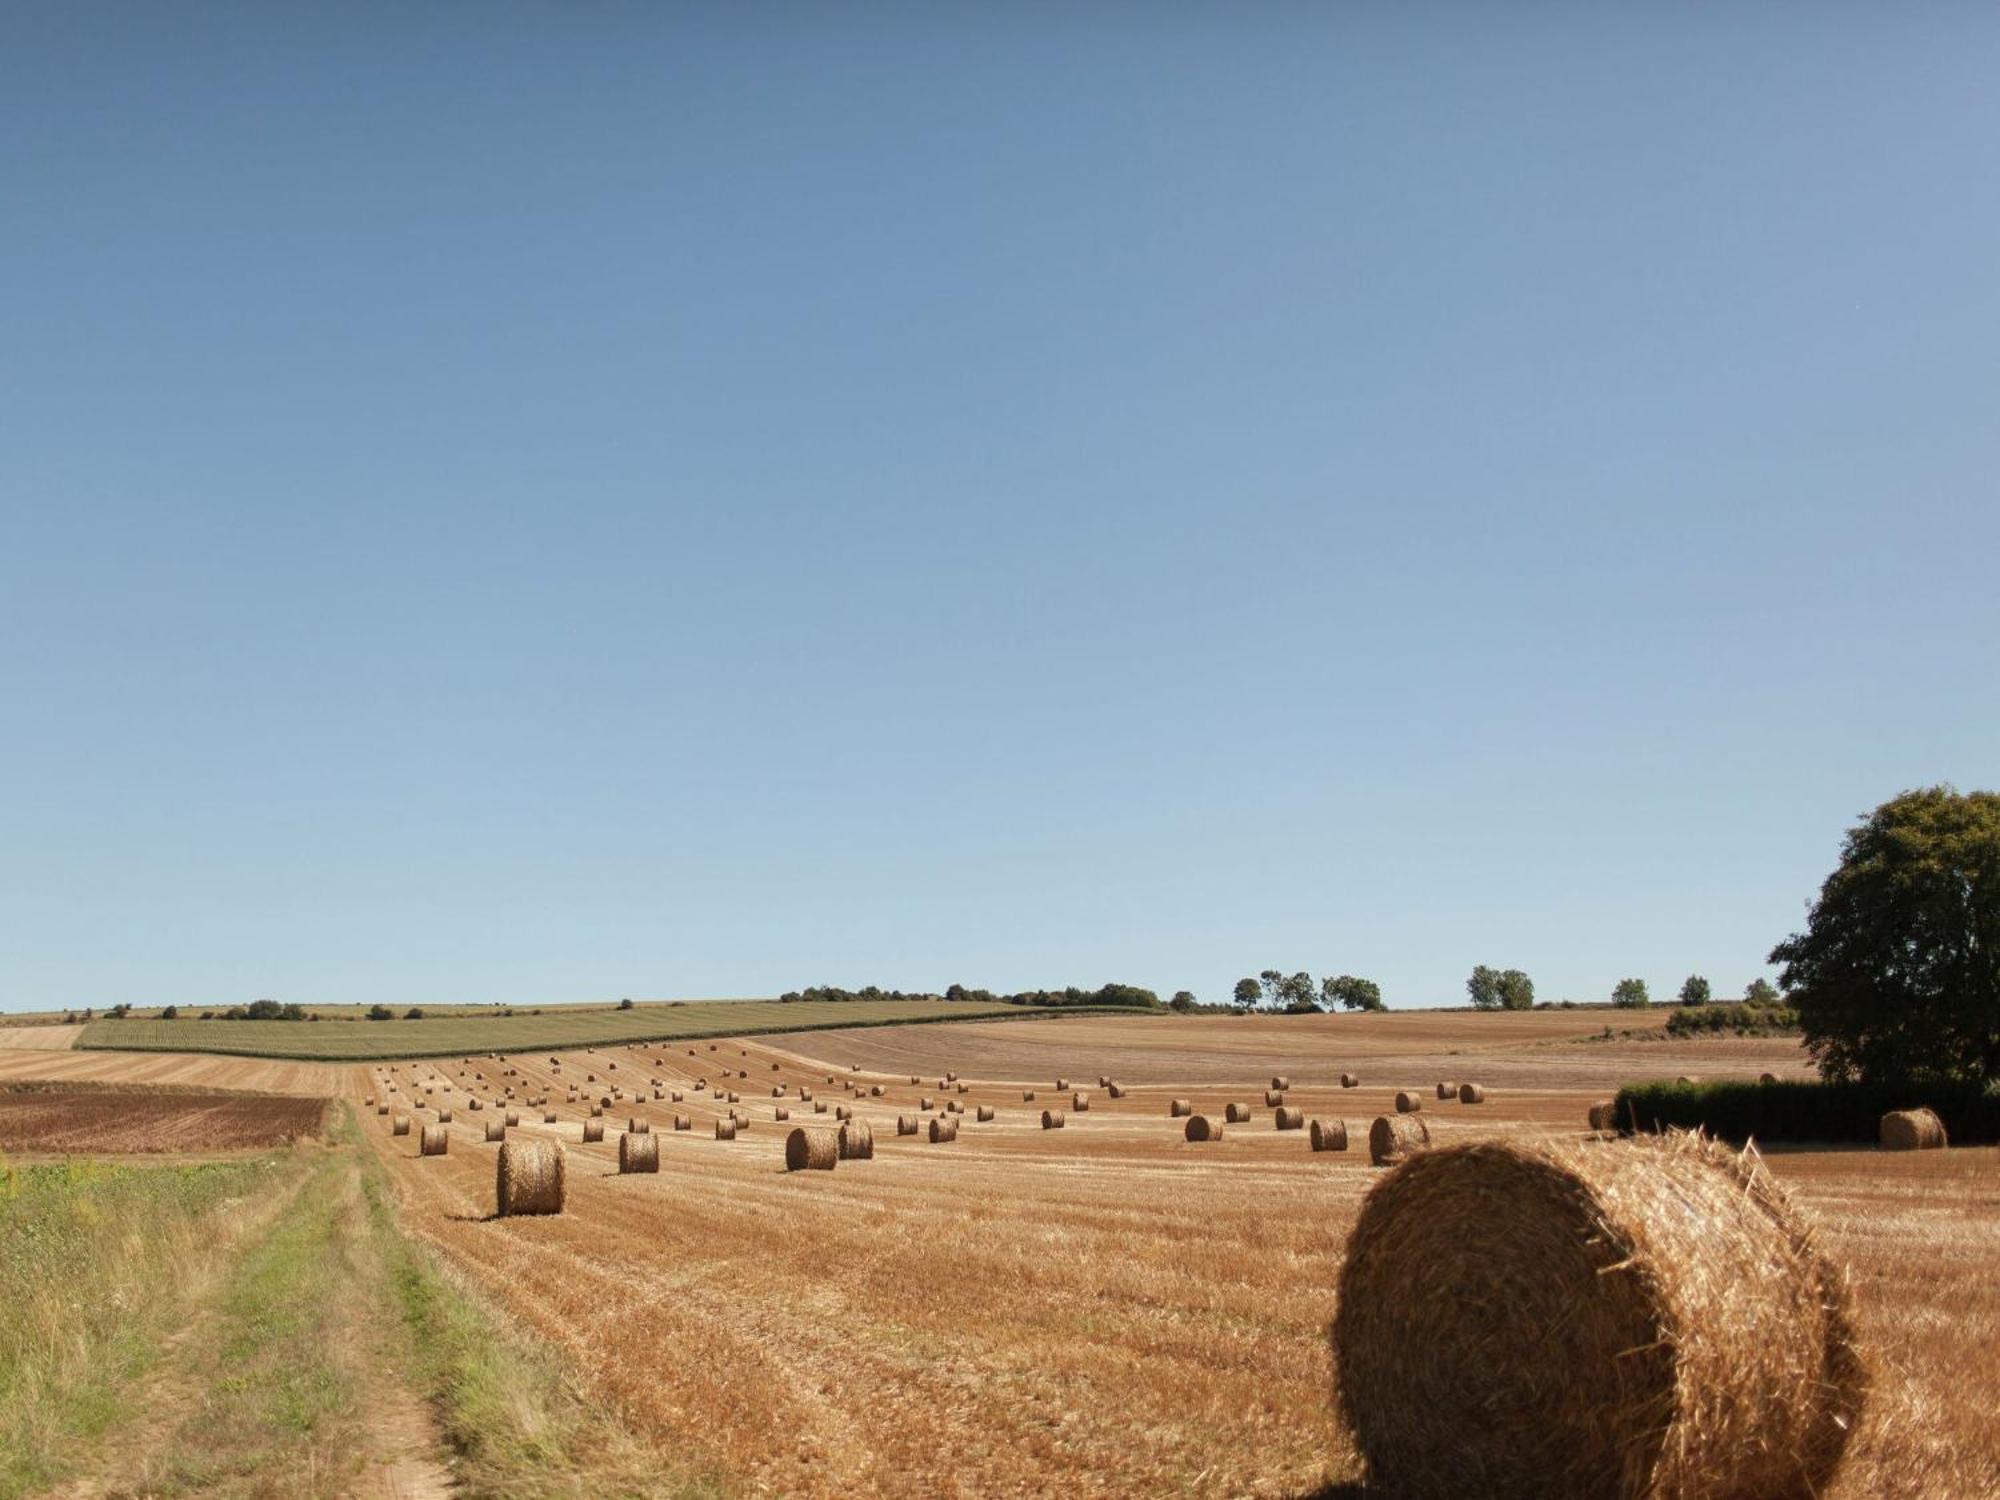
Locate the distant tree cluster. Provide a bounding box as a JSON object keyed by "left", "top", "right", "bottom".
{"left": 1228, "top": 970, "right": 1384, "bottom": 1013}
{"left": 777, "top": 982, "right": 1162, "bottom": 1010}
{"left": 1466, "top": 966, "right": 1535, "bottom": 1011}
{"left": 204, "top": 998, "right": 310, "bottom": 1022}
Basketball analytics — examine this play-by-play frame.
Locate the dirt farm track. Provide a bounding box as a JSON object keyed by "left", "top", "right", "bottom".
{"left": 6, "top": 1009, "right": 1997, "bottom": 1497}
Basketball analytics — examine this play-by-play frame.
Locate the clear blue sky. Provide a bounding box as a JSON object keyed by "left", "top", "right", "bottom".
{"left": 3, "top": 5, "right": 1995, "bottom": 1012}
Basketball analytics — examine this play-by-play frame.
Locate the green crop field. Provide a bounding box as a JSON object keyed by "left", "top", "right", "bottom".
{"left": 72, "top": 998, "right": 1129, "bottom": 1061}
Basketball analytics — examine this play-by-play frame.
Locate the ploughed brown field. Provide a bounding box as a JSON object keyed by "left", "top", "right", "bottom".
{"left": 0, "top": 1081, "right": 329, "bottom": 1155}
{"left": 341, "top": 1009, "right": 1997, "bottom": 1499}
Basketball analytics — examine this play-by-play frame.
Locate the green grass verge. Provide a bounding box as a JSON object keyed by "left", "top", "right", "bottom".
{"left": 79, "top": 997, "right": 1150, "bottom": 1061}
{"left": 1614, "top": 1077, "right": 2000, "bottom": 1145}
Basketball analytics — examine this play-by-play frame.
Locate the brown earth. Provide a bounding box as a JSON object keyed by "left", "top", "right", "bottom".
{"left": 0, "top": 1082, "right": 329, "bottom": 1154}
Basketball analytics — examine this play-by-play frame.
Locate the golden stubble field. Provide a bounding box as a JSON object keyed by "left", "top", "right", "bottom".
{"left": 337, "top": 1009, "right": 1999, "bottom": 1499}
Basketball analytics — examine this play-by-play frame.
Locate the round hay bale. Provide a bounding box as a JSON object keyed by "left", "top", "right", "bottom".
{"left": 1275, "top": 1105, "right": 1305, "bottom": 1131}
{"left": 618, "top": 1132, "right": 660, "bottom": 1173}
{"left": 1394, "top": 1091, "right": 1421, "bottom": 1114}
{"left": 627, "top": 1117, "right": 650, "bottom": 1133}
{"left": 1022, "top": 1089, "right": 1037, "bottom": 1101}
{"left": 543, "top": 1111, "right": 557, "bottom": 1124}
{"left": 869, "top": 1084, "right": 884, "bottom": 1097}
{"left": 1310, "top": 1118, "right": 1348, "bottom": 1152}
{"left": 1457, "top": 1083, "right": 1486, "bottom": 1105}
{"left": 772, "top": 1085, "right": 785, "bottom": 1097}
{"left": 1098, "top": 1074, "right": 1111, "bottom": 1087}
{"left": 1041, "top": 1109, "right": 1066, "bottom": 1130}
{"left": 436, "top": 1108, "right": 454, "bottom": 1124}
{"left": 392, "top": 1114, "right": 411, "bottom": 1136}
{"left": 774, "top": 1106, "right": 790, "bottom": 1121}
{"left": 468, "top": 1097, "right": 483, "bottom": 1111}
{"left": 1224, "top": 1102, "right": 1251, "bottom": 1124}
{"left": 976, "top": 1104, "right": 995, "bottom": 1122}
{"left": 956, "top": 1081, "right": 968, "bottom": 1093}
{"left": 1271, "top": 1075, "right": 1291, "bottom": 1090}
{"left": 484, "top": 1121, "right": 506, "bottom": 1142}
{"left": 1879, "top": 1108, "right": 1947, "bottom": 1151}
{"left": 1341, "top": 1073, "right": 1360, "bottom": 1088}
{"left": 375, "top": 1102, "right": 388, "bottom": 1116}
{"left": 714, "top": 1118, "right": 737, "bottom": 1141}
{"left": 674, "top": 1114, "right": 691, "bottom": 1131}
{"left": 1185, "top": 1115, "right": 1222, "bottom": 1142}
{"left": 1368, "top": 1113, "right": 1429, "bottom": 1166}
{"left": 835, "top": 1104, "right": 852, "bottom": 1121}
{"left": 947, "top": 1071, "right": 958, "bottom": 1082}
{"left": 945, "top": 1099, "right": 962, "bottom": 1114}
{"left": 921, "top": 1096, "right": 935, "bottom": 1110}
{"left": 897, "top": 1114, "right": 919, "bottom": 1135}
{"left": 1677, "top": 1075, "right": 1701, "bottom": 1085}
{"left": 1265, "top": 1089, "right": 1285, "bottom": 1107}
{"left": 582, "top": 1119, "right": 605, "bottom": 1143}
{"left": 1169, "top": 1098, "right": 1192, "bottom": 1117}
{"left": 786, "top": 1126, "right": 838, "bottom": 1171}
{"left": 929, "top": 1116, "right": 958, "bottom": 1143}
{"left": 419, "top": 1124, "right": 449, "bottom": 1157}
{"left": 1107, "top": 1083, "right": 1125, "bottom": 1099}
{"left": 495, "top": 1139, "right": 566, "bottom": 1216}
{"left": 1588, "top": 1099, "right": 1620, "bottom": 1133}
{"left": 505, "top": 1111, "right": 521, "bottom": 1127}
{"left": 1435, "top": 1081, "right": 1457, "bottom": 1100}
{"left": 1332, "top": 1134, "right": 1863, "bottom": 1499}
{"left": 838, "top": 1118, "right": 874, "bottom": 1160}
{"left": 813, "top": 1101, "right": 828, "bottom": 1113}
{"left": 731, "top": 1109, "right": 749, "bottom": 1130}
{"left": 1055, "top": 1077, "right": 1069, "bottom": 1090}
{"left": 1760, "top": 1072, "right": 1780, "bottom": 1086}
{"left": 1072, "top": 1091, "right": 1090, "bottom": 1111}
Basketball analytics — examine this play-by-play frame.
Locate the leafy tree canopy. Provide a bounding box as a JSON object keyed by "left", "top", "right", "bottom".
{"left": 1611, "top": 977, "right": 1650, "bottom": 1008}
{"left": 1679, "top": 974, "right": 1711, "bottom": 1006}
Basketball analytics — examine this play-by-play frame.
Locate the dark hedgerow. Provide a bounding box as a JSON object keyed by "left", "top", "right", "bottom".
{"left": 1614, "top": 1078, "right": 2000, "bottom": 1146}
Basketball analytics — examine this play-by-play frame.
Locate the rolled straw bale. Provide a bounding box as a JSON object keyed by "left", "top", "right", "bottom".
{"left": 774, "top": 1106, "right": 790, "bottom": 1121}
{"left": 1760, "top": 1073, "right": 1780, "bottom": 1086}
{"left": 799, "top": 1088, "right": 812, "bottom": 1101}
{"left": 484, "top": 1121, "right": 506, "bottom": 1142}
{"left": 1332, "top": 1134, "right": 1863, "bottom": 1500}
{"left": 912, "top": 1075, "right": 922, "bottom": 1085}
{"left": 814, "top": 1101, "right": 828, "bottom": 1113}
{"left": 727, "top": 1092, "right": 741, "bottom": 1104}
{"left": 1224, "top": 1102, "right": 1251, "bottom": 1124}
{"left": 1098, "top": 1074, "right": 1111, "bottom": 1088}
{"left": 771, "top": 1062, "right": 780, "bottom": 1071}
{"left": 1265, "top": 1090, "right": 1285, "bottom": 1107}
{"left": 1022, "top": 1090, "right": 1037, "bottom": 1101}
{"left": 731, "top": 1110, "right": 750, "bottom": 1129}
{"left": 921, "top": 1096, "right": 935, "bottom": 1110}
{"left": 1368, "top": 1113, "right": 1429, "bottom": 1166}
{"left": 897, "top": 1114, "right": 919, "bottom": 1135}
{"left": 1394, "top": 1092, "right": 1421, "bottom": 1114}
{"left": 976, "top": 1105, "right": 995, "bottom": 1122}
{"left": 674, "top": 1115, "right": 691, "bottom": 1130}
{"left": 437, "top": 1109, "right": 454, "bottom": 1123}
{"left": 1272, "top": 1075, "right": 1292, "bottom": 1090}
{"left": 1072, "top": 1091, "right": 1090, "bottom": 1111}
{"left": 838, "top": 1118, "right": 874, "bottom": 1160}
{"left": 835, "top": 1105, "right": 852, "bottom": 1121}
{"left": 1041, "top": 1109, "right": 1066, "bottom": 1130}
{"left": 1588, "top": 1099, "right": 1620, "bottom": 1133}
{"left": 377, "top": 1104, "right": 389, "bottom": 1117}
{"left": 1107, "top": 1083, "right": 1125, "bottom": 1099}
{"left": 543, "top": 1111, "right": 557, "bottom": 1124}
{"left": 1341, "top": 1073, "right": 1360, "bottom": 1088}
{"left": 1879, "top": 1108, "right": 1947, "bottom": 1151}
{"left": 392, "top": 1115, "right": 411, "bottom": 1136}
{"left": 469, "top": 1098, "right": 484, "bottom": 1111}
{"left": 715, "top": 1118, "right": 737, "bottom": 1140}
{"left": 1457, "top": 1083, "right": 1486, "bottom": 1105}
{"left": 929, "top": 1116, "right": 958, "bottom": 1143}
{"left": 628, "top": 1117, "right": 650, "bottom": 1133}
{"left": 1275, "top": 1105, "right": 1305, "bottom": 1130}
{"left": 772, "top": 1085, "right": 785, "bottom": 1097}
{"left": 1185, "top": 1115, "right": 1222, "bottom": 1142}
{"left": 946, "top": 1099, "right": 963, "bottom": 1114}
{"left": 1169, "top": 1098, "right": 1192, "bottom": 1117}
{"left": 869, "top": 1084, "right": 884, "bottom": 1097}
{"left": 956, "top": 1081, "right": 968, "bottom": 1093}
{"left": 1677, "top": 1076, "right": 1701, "bottom": 1085}
{"left": 947, "top": 1071, "right": 958, "bottom": 1082}
{"left": 590, "top": 1106, "right": 603, "bottom": 1118}
{"left": 1435, "top": 1081, "right": 1457, "bottom": 1101}
{"left": 618, "top": 1132, "right": 660, "bottom": 1173}
{"left": 1311, "top": 1118, "right": 1349, "bottom": 1152}
{"left": 786, "top": 1126, "right": 838, "bottom": 1171}
{"left": 419, "top": 1124, "right": 449, "bottom": 1156}
{"left": 495, "top": 1138, "right": 566, "bottom": 1216}
{"left": 505, "top": 1111, "right": 521, "bottom": 1127}
{"left": 582, "top": 1119, "right": 605, "bottom": 1143}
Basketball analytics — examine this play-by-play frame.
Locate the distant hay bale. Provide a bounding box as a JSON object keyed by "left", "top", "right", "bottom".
{"left": 468, "top": 1098, "right": 483, "bottom": 1111}
{"left": 618, "top": 1132, "right": 660, "bottom": 1173}
{"left": 543, "top": 1111, "right": 557, "bottom": 1124}
{"left": 1271, "top": 1075, "right": 1291, "bottom": 1090}
{"left": 1224, "top": 1102, "right": 1251, "bottom": 1123}
{"left": 911, "top": 1075, "right": 922, "bottom": 1085}
{"left": 921, "top": 1096, "right": 935, "bottom": 1110}
{"left": 674, "top": 1115, "right": 691, "bottom": 1130}
{"left": 377, "top": 1104, "right": 389, "bottom": 1117}
{"left": 1341, "top": 1073, "right": 1359, "bottom": 1088}
{"left": 1107, "top": 1083, "right": 1125, "bottom": 1099}
{"left": 1022, "top": 1090, "right": 1037, "bottom": 1101}
{"left": 786, "top": 1126, "right": 838, "bottom": 1171}
{"left": 1368, "top": 1113, "right": 1429, "bottom": 1166}
{"left": 1677, "top": 1075, "right": 1701, "bottom": 1085}
{"left": 1332, "top": 1134, "right": 1864, "bottom": 1499}
{"left": 813, "top": 1101, "right": 828, "bottom": 1113}
{"left": 436, "top": 1109, "right": 454, "bottom": 1124}
{"left": 1310, "top": 1118, "right": 1348, "bottom": 1152}
{"left": 484, "top": 1121, "right": 506, "bottom": 1142}
{"left": 1098, "top": 1074, "right": 1111, "bottom": 1087}
{"left": 1394, "top": 1092, "right": 1421, "bottom": 1114}
{"left": 1072, "top": 1091, "right": 1090, "bottom": 1111}
{"left": 929, "top": 1116, "right": 958, "bottom": 1143}
{"left": 590, "top": 1106, "right": 604, "bottom": 1118}
{"left": 1435, "top": 1081, "right": 1456, "bottom": 1100}
{"left": 1457, "top": 1083, "right": 1485, "bottom": 1104}
{"left": 495, "top": 1139, "right": 566, "bottom": 1216}
{"left": 774, "top": 1106, "right": 790, "bottom": 1121}
{"left": 731, "top": 1110, "right": 749, "bottom": 1129}
{"left": 715, "top": 1118, "right": 737, "bottom": 1141}
{"left": 1275, "top": 1106, "right": 1305, "bottom": 1130}
{"left": 1041, "top": 1109, "right": 1066, "bottom": 1130}
{"left": 1880, "top": 1108, "right": 1947, "bottom": 1151}
{"left": 582, "top": 1119, "right": 604, "bottom": 1143}
{"left": 392, "top": 1115, "right": 411, "bottom": 1136}
{"left": 628, "top": 1117, "right": 650, "bottom": 1133}
{"left": 976, "top": 1105, "right": 995, "bottom": 1122}
{"left": 504, "top": 1111, "right": 520, "bottom": 1127}
{"left": 419, "top": 1124, "right": 449, "bottom": 1156}
{"left": 956, "top": 1081, "right": 968, "bottom": 1093}
{"left": 1265, "top": 1089, "right": 1285, "bottom": 1107}
{"left": 799, "top": 1087, "right": 812, "bottom": 1101}
{"left": 947, "top": 1071, "right": 958, "bottom": 1082}
{"left": 1169, "top": 1098, "right": 1192, "bottom": 1117}
{"left": 870, "top": 1084, "right": 885, "bottom": 1097}
{"left": 1054, "top": 1077, "right": 1069, "bottom": 1090}
{"left": 1588, "top": 1099, "right": 1620, "bottom": 1133}
{"left": 1185, "top": 1115, "right": 1222, "bottom": 1142}
{"left": 727, "top": 1092, "right": 741, "bottom": 1104}
{"left": 946, "top": 1099, "right": 963, "bottom": 1114}
{"left": 897, "top": 1114, "right": 919, "bottom": 1135}
{"left": 771, "top": 1085, "right": 785, "bottom": 1097}
{"left": 838, "top": 1118, "right": 874, "bottom": 1160}
{"left": 835, "top": 1104, "right": 852, "bottom": 1121}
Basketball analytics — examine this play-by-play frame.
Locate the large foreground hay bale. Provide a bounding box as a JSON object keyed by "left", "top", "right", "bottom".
{"left": 929, "top": 1116, "right": 958, "bottom": 1143}
{"left": 1169, "top": 1098, "right": 1192, "bottom": 1117}
{"left": 838, "top": 1118, "right": 873, "bottom": 1160}
{"left": 1224, "top": 1102, "right": 1251, "bottom": 1123}
{"left": 1185, "top": 1115, "right": 1221, "bottom": 1142}
{"left": 1369, "top": 1113, "right": 1429, "bottom": 1166}
{"left": 786, "top": 1126, "right": 838, "bottom": 1171}
{"left": 495, "top": 1139, "right": 566, "bottom": 1215}
{"left": 1310, "top": 1118, "right": 1348, "bottom": 1152}
{"left": 419, "top": 1124, "right": 449, "bottom": 1156}
{"left": 1879, "top": 1108, "right": 1947, "bottom": 1151}
{"left": 1331, "top": 1135, "right": 1863, "bottom": 1500}
{"left": 1457, "top": 1083, "right": 1485, "bottom": 1104}
{"left": 1394, "top": 1091, "right": 1421, "bottom": 1114}
{"left": 582, "top": 1119, "right": 604, "bottom": 1143}
{"left": 1274, "top": 1105, "right": 1305, "bottom": 1130}
{"left": 618, "top": 1132, "right": 660, "bottom": 1173}
{"left": 1041, "top": 1109, "right": 1065, "bottom": 1129}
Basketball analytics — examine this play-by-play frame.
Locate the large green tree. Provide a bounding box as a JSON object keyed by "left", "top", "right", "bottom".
{"left": 1323, "top": 975, "right": 1384, "bottom": 1011}
{"left": 1771, "top": 786, "right": 2000, "bottom": 1085}
{"left": 1466, "top": 965, "right": 1503, "bottom": 1010}
{"left": 1496, "top": 968, "right": 1535, "bottom": 1010}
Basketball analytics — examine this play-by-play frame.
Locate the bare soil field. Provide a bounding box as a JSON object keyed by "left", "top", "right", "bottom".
{"left": 0, "top": 1082, "right": 328, "bottom": 1155}
{"left": 353, "top": 1013, "right": 2000, "bottom": 1499}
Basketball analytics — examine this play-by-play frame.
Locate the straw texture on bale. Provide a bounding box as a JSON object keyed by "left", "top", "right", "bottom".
{"left": 835, "top": 1105, "right": 852, "bottom": 1121}
{"left": 1041, "top": 1109, "right": 1065, "bottom": 1129}
{"left": 921, "top": 1096, "right": 935, "bottom": 1110}
{"left": 786, "top": 1126, "right": 838, "bottom": 1171}
{"left": 1341, "top": 1073, "right": 1359, "bottom": 1088}
{"left": 1332, "top": 1134, "right": 1863, "bottom": 1500}
{"left": 1271, "top": 1075, "right": 1291, "bottom": 1091}
{"left": 1169, "top": 1098, "right": 1192, "bottom": 1117}
{"left": 714, "top": 1118, "right": 736, "bottom": 1140}
{"left": 1184, "top": 1115, "right": 1221, "bottom": 1142}
{"left": 1369, "top": 1113, "right": 1429, "bottom": 1166}
{"left": 419, "top": 1124, "right": 449, "bottom": 1156}
{"left": 1395, "top": 1091, "right": 1422, "bottom": 1114}
{"left": 376, "top": 1103, "right": 389, "bottom": 1116}
{"left": 392, "top": 1114, "right": 411, "bottom": 1136}
{"left": 1265, "top": 1090, "right": 1285, "bottom": 1107}
{"left": 1588, "top": 1099, "right": 1620, "bottom": 1133}
{"left": 1022, "top": 1090, "right": 1037, "bottom": 1101}
{"left": 505, "top": 1111, "right": 520, "bottom": 1127}
{"left": 674, "top": 1115, "right": 691, "bottom": 1130}
{"left": 484, "top": 1121, "right": 506, "bottom": 1142}
{"left": 976, "top": 1105, "right": 995, "bottom": 1122}
{"left": 1760, "top": 1073, "right": 1780, "bottom": 1085}
{"left": 838, "top": 1118, "right": 874, "bottom": 1160}
{"left": 436, "top": 1109, "right": 453, "bottom": 1123}
{"left": 1457, "top": 1083, "right": 1486, "bottom": 1104}
{"left": 543, "top": 1111, "right": 557, "bottom": 1124}
{"left": 1224, "top": 1102, "right": 1251, "bottom": 1123}
{"left": 495, "top": 1138, "right": 566, "bottom": 1216}
{"left": 929, "top": 1115, "right": 958, "bottom": 1142}
{"left": 582, "top": 1119, "right": 604, "bottom": 1143}
{"left": 1310, "top": 1118, "right": 1348, "bottom": 1152}
{"left": 774, "top": 1106, "right": 790, "bottom": 1121}
{"left": 1435, "top": 1081, "right": 1457, "bottom": 1100}
{"left": 1274, "top": 1105, "right": 1305, "bottom": 1130}
{"left": 897, "top": 1114, "right": 919, "bottom": 1135}
{"left": 618, "top": 1132, "right": 660, "bottom": 1173}
{"left": 1107, "top": 1083, "right": 1125, "bottom": 1099}
{"left": 1072, "top": 1091, "right": 1090, "bottom": 1111}
{"left": 628, "top": 1117, "right": 650, "bottom": 1133}
{"left": 1879, "top": 1108, "right": 1947, "bottom": 1151}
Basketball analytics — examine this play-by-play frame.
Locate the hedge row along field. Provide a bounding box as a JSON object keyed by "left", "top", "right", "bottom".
{"left": 76, "top": 998, "right": 1151, "bottom": 1062}
{"left": 1615, "top": 1077, "right": 2000, "bottom": 1146}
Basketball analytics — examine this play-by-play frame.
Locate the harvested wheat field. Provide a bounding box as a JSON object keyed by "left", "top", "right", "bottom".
{"left": 352, "top": 1012, "right": 2000, "bottom": 1499}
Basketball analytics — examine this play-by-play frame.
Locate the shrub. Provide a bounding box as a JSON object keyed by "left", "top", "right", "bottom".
{"left": 1614, "top": 1077, "right": 2000, "bottom": 1145}
{"left": 367, "top": 1005, "right": 394, "bottom": 1021}
{"left": 159, "top": 1005, "right": 178, "bottom": 1020}
{"left": 618, "top": 997, "right": 635, "bottom": 1010}
{"left": 404, "top": 1007, "right": 426, "bottom": 1021}
{"left": 1664, "top": 1002, "right": 1799, "bottom": 1038}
